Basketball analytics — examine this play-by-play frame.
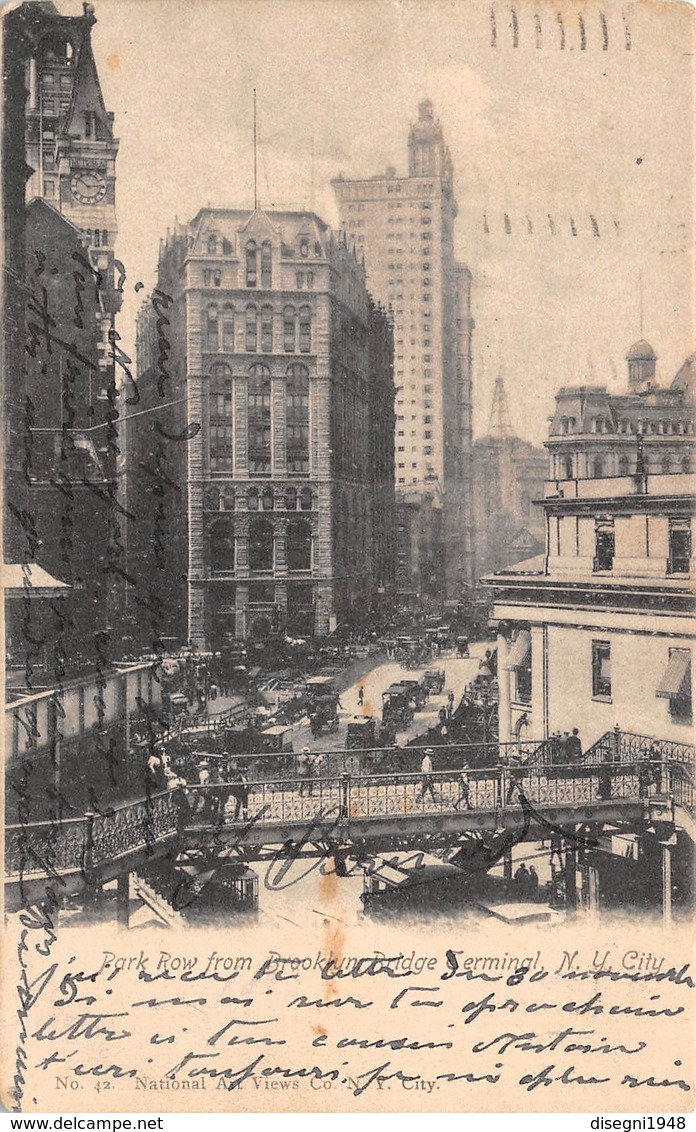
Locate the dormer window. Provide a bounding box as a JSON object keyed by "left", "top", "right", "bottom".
{"left": 207, "top": 234, "right": 217, "bottom": 254}
{"left": 299, "top": 239, "right": 309, "bottom": 258}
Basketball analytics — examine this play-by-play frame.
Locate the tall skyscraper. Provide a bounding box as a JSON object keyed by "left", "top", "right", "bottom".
{"left": 333, "top": 99, "right": 474, "bottom": 598}
{"left": 130, "top": 207, "right": 396, "bottom": 648}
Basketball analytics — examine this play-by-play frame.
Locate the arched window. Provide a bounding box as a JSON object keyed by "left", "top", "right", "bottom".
{"left": 249, "top": 518, "right": 273, "bottom": 571}
{"left": 261, "top": 241, "right": 272, "bottom": 288}
{"left": 592, "top": 456, "right": 604, "bottom": 479}
{"left": 299, "top": 305, "right": 311, "bottom": 353}
{"left": 245, "top": 304, "right": 258, "bottom": 352}
{"left": 287, "top": 519, "right": 312, "bottom": 571}
{"left": 682, "top": 454, "right": 692, "bottom": 474}
{"left": 300, "top": 486, "right": 313, "bottom": 511}
{"left": 562, "top": 456, "right": 573, "bottom": 479}
{"left": 245, "top": 240, "right": 257, "bottom": 287}
{"left": 207, "top": 234, "right": 217, "bottom": 254}
{"left": 221, "top": 305, "right": 235, "bottom": 352}
{"left": 210, "top": 520, "right": 234, "bottom": 573}
{"left": 284, "top": 486, "right": 297, "bottom": 511}
{"left": 283, "top": 305, "right": 296, "bottom": 353}
{"left": 248, "top": 364, "right": 271, "bottom": 474}
{"left": 286, "top": 363, "right": 309, "bottom": 474}
{"left": 222, "top": 486, "right": 235, "bottom": 510}
{"left": 261, "top": 304, "right": 273, "bottom": 352}
{"left": 314, "top": 241, "right": 322, "bottom": 257}
{"left": 261, "top": 486, "right": 274, "bottom": 511}
{"left": 661, "top": 456, "right": 671, "bottom": 475}
{"left": 247, "top": 486, "right": 259, "bottom": 511}
{"left": 299, "top": 238, "right": 309, "bottom": 258}
{"left": 209, "top": 367, "right": 232, "bottom": 472}
{"left": 205, "top": 305, "right": 219, "bottom": 351}
{"left": 618, "top": 455, "right": 630, "bottom": 476}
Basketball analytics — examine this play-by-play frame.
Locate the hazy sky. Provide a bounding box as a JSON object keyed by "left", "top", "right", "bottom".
{"left": 59, "top": 0, "right": 694, "bottom": 444}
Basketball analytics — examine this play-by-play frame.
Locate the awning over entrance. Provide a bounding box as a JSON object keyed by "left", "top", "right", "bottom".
{"left": 505, "top": 629, "right": 531, "bottom": 670}
{"left": 656, "top": 650, "right": 691, "bottom": 698}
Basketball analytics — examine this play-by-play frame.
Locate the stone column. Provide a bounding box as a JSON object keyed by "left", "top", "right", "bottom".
{"left": 235, "top": 517, "right": 249, "bottom": 577}
{"left": 564, "top": 842, "right": 578, "bottom": 909}
{"left": 233, "top": 375, "right": 248, "bottom": 476}
{"left": 274, "top": 519, "right": 288, "bottom": 576}
{"left": 314, "top": 582, "right": 333, "bottom": 636}
{"left": 271, "top": 373, "right": 286, "bottom": 476}
{"left": 497, "top": 631, "right": 512, "bottom": 744}
{"left": 235, "top": 584, "right": 248, "bottom": 640}
{"left": 662, "top": 842, "right": 672, "bottom": 928}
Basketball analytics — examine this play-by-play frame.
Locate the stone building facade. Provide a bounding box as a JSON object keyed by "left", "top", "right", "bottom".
{"left": 131, "top": 207, "right": 395, "bottom": 648}
{"left": 3, "top": 1, "right": 122, "bottom": 679}
{"left": 486, "top": 346, "right": 695, "bottom": 752}
{"left": 547, "top": 341, "right": 695, "bottom": 483}
{"left": 333, "top": 100, "right": 474, "bottom": 598}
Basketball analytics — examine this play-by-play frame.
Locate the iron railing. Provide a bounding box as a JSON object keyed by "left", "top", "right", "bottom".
{"left": 6, "top": 743, "right": 694, "bottom": 882}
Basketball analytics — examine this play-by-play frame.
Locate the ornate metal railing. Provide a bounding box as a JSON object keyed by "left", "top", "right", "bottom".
{"left": 5, "top": 790, "right": 181, "bottom": 881}
{"left": 584, "top": 728, "right": 695, "bottom": 767}
{"left": 6, "top": 745, "right": 694, "bottom": 882}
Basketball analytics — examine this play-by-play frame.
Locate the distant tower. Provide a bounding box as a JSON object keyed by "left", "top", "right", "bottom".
{"left": 408, "top": 99, "right": 454, "bottom": 190}
{"left": 626, "top": 340, "right": 657, "bottom": 389}
{"left": 489, "top": 374, "right": 513, "bottom": 439}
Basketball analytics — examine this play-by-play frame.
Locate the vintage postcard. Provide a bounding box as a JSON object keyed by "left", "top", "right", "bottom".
{"left": 2, "top": 0, "right": 694, "bottom": 1116}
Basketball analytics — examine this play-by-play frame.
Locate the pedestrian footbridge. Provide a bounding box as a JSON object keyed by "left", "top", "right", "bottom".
{"left": 5, "top": 730, "right": 694, "bottom": 912}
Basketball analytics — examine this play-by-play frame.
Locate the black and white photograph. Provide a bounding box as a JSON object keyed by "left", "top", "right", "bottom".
{"left": 2, "top": 0, "right": 694, "bottom": 1116}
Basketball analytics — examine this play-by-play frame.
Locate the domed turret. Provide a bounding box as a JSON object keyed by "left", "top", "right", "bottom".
{"left": 626, "top": 339, "right": 656, "bottom": 388}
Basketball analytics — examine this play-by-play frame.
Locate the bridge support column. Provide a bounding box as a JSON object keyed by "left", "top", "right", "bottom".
{"left": 503, "top": 846, "right": 513, "bottom": 881}
{"left": 661, "top": 843, "right": 672, "bottom": 929}
{"left": 564, "top": 844, "right": 578, "bottom": 909}
{"left": 581, "top": 860, "right": 599, "bottom": 918}
{"left": 117, "top": 872, "right": 130, "bottom": 928}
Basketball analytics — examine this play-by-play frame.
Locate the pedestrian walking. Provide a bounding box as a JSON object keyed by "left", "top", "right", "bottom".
{"left": 229, "top": 768, "right": 249, "bottom": 820}
{"left": 514, "top": 862, "right": 530, "bottom": 890}
{"left": 567, "top": 728, "right": 583, "bottom": 762}
{"left": 299, "top": 747, "right": 314, "bottom": 797}
{"left": 505, "top": 755, "right": 526, "bottom": 804}
{"left": 598, "top": 751, "right": 613, "bottom": 800}
{"left": 454, "top": 762, "right": 472, "bottom": 810}
{"left": 528, "top": 864, "right": 539, "bottom": 893}
{"left": 447, "top": 691, "right": 455, "bottom": 720}
{"left": 419, "top": 749, "right": 437, "bottom": 803}
{"left": 638, "top": 759, "right": 652, "bottom": 798}
{"left": 648, "top": 742, "right": 662, "bottom": 792}
{"left": 357, "top": 685, "right": 365, "bottom": 707}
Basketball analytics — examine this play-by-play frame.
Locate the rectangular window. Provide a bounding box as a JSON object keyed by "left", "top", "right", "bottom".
{"left": 592, "top": 640, "right": 612, "bottom": 699}
{"left": 668, "top": 517, "right": 691, "bottom": 574}
{"left": 209, "top": 380, "right": 233, "bottom": 472}
{"left": 516, "top": 665, "right": 532, "bottom": 704}
{"left": 667, "top": 648, "right": 692, "bottom": 723}
{"left": 594, "top": 517, "right": 615, "bottom": 572}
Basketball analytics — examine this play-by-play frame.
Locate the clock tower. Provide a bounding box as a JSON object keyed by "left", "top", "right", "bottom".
{"left": 24, "top": 2, "right": 120, "bottom": 317}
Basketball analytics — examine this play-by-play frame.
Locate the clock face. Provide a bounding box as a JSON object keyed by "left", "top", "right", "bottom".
{"left": 70, "top": 170, "right": 107, "bottom": 205}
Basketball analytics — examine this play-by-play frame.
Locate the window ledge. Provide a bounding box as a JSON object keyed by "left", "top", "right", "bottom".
{"left": 592, "top": 695, "right": 612, "bottom": 704}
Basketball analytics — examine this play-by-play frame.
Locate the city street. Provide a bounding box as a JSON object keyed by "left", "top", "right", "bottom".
{"left": 289, "top": 639, "right": 494, "bottom": 756}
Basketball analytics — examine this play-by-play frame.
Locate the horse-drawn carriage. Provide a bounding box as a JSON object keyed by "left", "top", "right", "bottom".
{"left": 382, "top": 684, "right": 414, "bottom": 729}
{"left": 423, "top": 669, "right": 445, "bottom": 694}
